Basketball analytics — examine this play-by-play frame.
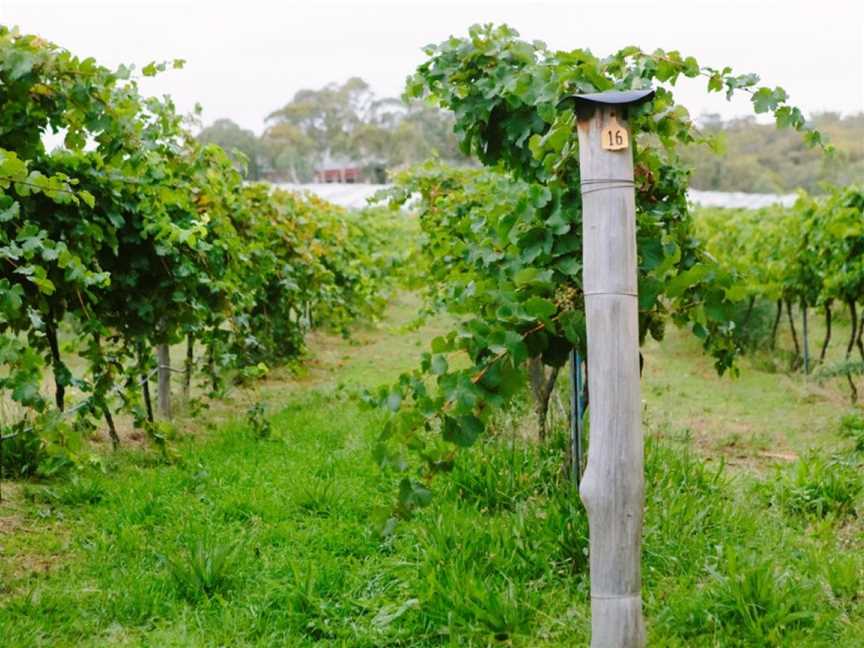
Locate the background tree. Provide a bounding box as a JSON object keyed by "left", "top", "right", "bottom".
{"left": 260, "top": 122, "right": 317, "bottom": 182}
{"left": 196, "top": 118, "right": 262, "bottom": 180}
{"left": 266, "top": 77, "right": 372, "bottom": 160}
{"left": 258, "top": 78, "right": 468, "bottom": 180}
{"left": 683, "top": 112, "right": 862, "bottom": 193}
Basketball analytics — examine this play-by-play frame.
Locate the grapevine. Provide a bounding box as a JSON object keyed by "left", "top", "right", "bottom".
{"left": 370, "top": 24, "right": 830, "bottom": 515}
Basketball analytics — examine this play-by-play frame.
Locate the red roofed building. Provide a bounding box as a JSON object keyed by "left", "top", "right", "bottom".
{"left": 313, "top": 152, "right": 386, "bottom": 184}
{"left": 313, "top": 153, "right": 361, "bottom": 183}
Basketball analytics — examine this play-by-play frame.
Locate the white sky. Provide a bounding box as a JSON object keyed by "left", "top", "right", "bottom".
{"left": 2, "top": 0, "right": 862, "bottom": 134}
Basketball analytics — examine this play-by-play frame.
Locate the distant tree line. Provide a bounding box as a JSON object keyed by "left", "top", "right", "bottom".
{"left": 199, "top": 82, "right": 860, "bottom": 192}
{"left": 197, "top": 77, "right": 468, "bottom": 183}
{"left": 682, "top": 112, "right": 863, "bottom": 194}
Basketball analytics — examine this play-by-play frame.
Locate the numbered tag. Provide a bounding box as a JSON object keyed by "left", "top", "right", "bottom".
{"left": 601, "top": 113, "right": 629, "bottom": 151}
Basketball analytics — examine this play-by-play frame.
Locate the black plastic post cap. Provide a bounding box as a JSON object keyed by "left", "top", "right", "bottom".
{"left": 556, "top": 88, "right": 655, "bottom": 111}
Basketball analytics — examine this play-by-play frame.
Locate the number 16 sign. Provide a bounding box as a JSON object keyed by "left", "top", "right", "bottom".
{"left": 601, "top": 112, "right": 629, "bottom": 151}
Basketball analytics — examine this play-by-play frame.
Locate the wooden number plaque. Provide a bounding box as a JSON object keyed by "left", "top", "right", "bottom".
{"left": 601, "top": 113, "right": 629, "bottom": 151}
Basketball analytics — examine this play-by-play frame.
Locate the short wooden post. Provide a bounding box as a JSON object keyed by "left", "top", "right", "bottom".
{"left": 572, "top": 90, "right": 652, "bottom": 648}
{"left": 802, "top": 303, "right": 810, "bottom": 374}
{"left": 1, "top": 432, "right": 5, "bottom": 502}
{"left": 157, "top": 343, "right": 172, "bottom": 419}
{"left": 183, "top": 334, "right": 194, "bottom": 401}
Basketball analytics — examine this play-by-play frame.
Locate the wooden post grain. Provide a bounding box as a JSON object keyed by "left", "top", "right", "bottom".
{"left": 576, "top": 104, "right": 645, "bottom": 647}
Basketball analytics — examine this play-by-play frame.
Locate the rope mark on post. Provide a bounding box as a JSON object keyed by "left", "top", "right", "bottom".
{"left": 580, "top": 178, "right": 636, "bottom": 196}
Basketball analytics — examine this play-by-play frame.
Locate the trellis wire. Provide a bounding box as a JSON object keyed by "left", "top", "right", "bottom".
{"left": 0, "top": 364, "right": 170, "bottom": 502}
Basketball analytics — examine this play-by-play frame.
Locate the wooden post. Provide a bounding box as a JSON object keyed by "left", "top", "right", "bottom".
{"left": 802, "top": 302, "right": 810, "bottom": 374}
{"left": 157, "top": 343, "right": 171, "bottom": 419}
{"left": 184, "top": 334, "right": 194, "bottom": 401}
{"left": 1, "top": 432, "right": 5, "bottom": 502}
{"left": 576, "top": 97, "right": 646, "bottom": 647}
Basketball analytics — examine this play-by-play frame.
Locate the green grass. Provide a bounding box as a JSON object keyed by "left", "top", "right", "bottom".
{"left": 1, "top": 294, "right": 863, "bottom": 646}
{"left": 642, "top": 299, "right": 858, "bottom": 461}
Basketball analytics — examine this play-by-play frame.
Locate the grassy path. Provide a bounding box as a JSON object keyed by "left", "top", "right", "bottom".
{"left": 1, "top": 295, "right": 862, "bottom": 646}
{"left": 0, "top": 293, "right": 447, "bottom": 645}
{"left": 643, "top": 329, "right": 850, "bottom": 467}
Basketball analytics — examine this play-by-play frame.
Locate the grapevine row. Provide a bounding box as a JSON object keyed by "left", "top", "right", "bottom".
{"left": 697, "top": 185, "right": 864, "bottom": 397}
{"left": 0, "top": 27, "right": 400, "bottom": 474}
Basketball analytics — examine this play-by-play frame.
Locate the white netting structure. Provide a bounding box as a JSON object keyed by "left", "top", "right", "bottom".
{"left": 274, "top": 183, "right": 797, "bottom": 211}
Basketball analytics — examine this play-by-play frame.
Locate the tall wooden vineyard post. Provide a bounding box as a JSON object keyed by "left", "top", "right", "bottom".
{"left": 569, "top": 89, "right": 654, "bottom": 648}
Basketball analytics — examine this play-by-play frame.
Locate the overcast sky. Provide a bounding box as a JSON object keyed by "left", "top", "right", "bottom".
{"left": 2, "top": 0, "right": 862, "bottom": 134}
